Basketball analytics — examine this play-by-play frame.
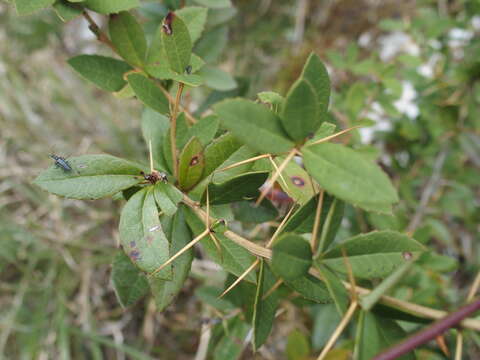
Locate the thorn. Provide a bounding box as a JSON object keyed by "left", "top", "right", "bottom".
{"left": 268, "top": 156, "right": 288, "bottom": 189}
{"left": 316, "top": 301, "right": 358, "bottom": 360}
{"left": 341, "top": 247, "right": 357, "bottom": 302}
{"left": 150, "top": 228, "right": 209, "bottom": 276}
{"left": 266, "top": 204, "right": 296, "bottom": 248}
{"left": 218, "top": 259, "right": 260, "bottom": 299}
{"left": 149, "top": 140, "right": 154, "bottom": 173}
{"left": 262, "top": 279, "right": 283, "bottom": 300}
{"left": 436, "top": 335, "right": 450, "bottom": 357}
{"left": 209, "top": 232, "right": 223, "bottom": 261}
{"left": 206, "top": 187, "right": 211, "bottom": 229}
{"left": 217, "top": 154, "right": 271, "bottom": 172}
{"left": 307, "top": 125, "right": 362, "bottom": 147}
{"left": 256, "top": 148, "right": 297, "bottom": 206}
{"left": 311, "top": 191, "right": 324, "bottom": 253}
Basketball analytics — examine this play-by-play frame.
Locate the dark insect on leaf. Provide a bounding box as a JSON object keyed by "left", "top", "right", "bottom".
{"left": 49, "top": 154, "right": 73, "bottom": 172}
{"left": 141, "top": 170, "right": 168, "bottom": 185}
{"left": 185, "top": 65, "right": 192, "bottom": 74}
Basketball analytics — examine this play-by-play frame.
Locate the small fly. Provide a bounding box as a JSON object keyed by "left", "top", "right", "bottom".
{"left": 49, "top": 154, "right": 73, "bottom": 172}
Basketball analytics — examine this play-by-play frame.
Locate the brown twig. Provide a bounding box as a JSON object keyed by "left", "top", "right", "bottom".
{"left": 372, "top": 298, "right": 480, "bottom": 360}
{"left": 82, "top": 11, "right": 116, "bottom": 52}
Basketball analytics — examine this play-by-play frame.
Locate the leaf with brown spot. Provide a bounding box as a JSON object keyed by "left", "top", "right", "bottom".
{"left": 178, "top": 137, "right": 204, "bottom": 191}
{"left": 274, "top": 156, "right": 314, "bottom": 204}
{"left": 119, "top": 188, "right": 172, "bottom": 279}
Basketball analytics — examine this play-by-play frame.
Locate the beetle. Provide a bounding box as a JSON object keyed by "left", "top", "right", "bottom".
{"left": 49, "top": 154, "right": 73, "bottom": 172}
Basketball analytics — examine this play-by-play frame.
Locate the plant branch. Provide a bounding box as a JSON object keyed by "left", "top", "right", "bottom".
{"left": 181, "top": 193, "right": 480, "bottom": 331}
{"left": 372, "top": 298, "right": 480, "bottom": 360}
{"left": 82, "top": 11, "right": 116, "bottom": 52}
{"left": 153, "top": 80, "right": 197, "bottom": 124}
{"left": 170, "top": 83, "right": 184, "bottom": 179}
{"left": 83, "top": 12, "right": 198, "bottom": 127}
{"left": 256, "top": 148, "right": 297, "bottom": 206}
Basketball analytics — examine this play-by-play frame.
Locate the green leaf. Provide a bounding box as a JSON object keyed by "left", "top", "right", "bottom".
{"left": 286, "top": 330, "right": 310, "bottom": 360}
{"left": 284, "top": 274, "right": 331, "bottom": 303}
{"left": 252, "top": 260, "right": 279, "bottom": 351}
{"left": 258, "top": 91, "right": 284, "bottom": 109}
{"left": 195, "top": 286, "right": 236, "bottom": 312}
{"left": 307, "top": 122, "right": 336, "bottom": 144}
{"left": 281, "top": 78, "right": 318, "bottom": 141}
{"left": 318, "top": 231, "right": 425, "bottom": 279}
{"left": 109, "top": 11, "right": 147, "bottom": 68}
{"left": 119, "top": 188, "right": 171, "bottom": 279}
{"left": 213, "top": 317, "right": 250, "bottom": 360}
{"left": 178, "top": 137, "right": 204, "bottom": 191}
{"left": 146, "top": 23, "right": 205, "bottom": 82}
{"left": 84, "top": 0, "right": 139, "bottom": 14}
{"left": 302, "top": 142, "right": 398, "bottom": 214}
{"left": 274, "top": 156, "right": 314, "bottom": 205}
{"left": 355, "top": 311, "right": 415, "bottom": 360}
{"left": 312, "top": 304, "right": 341, "bottom": 350}
{"left": 33, "top": 154, "right": 144, "bottom": 199}
{"left": 176, "top": 6, "right": 208, "bottom": 43}
{"left": 233, "top": 200, "right": 278, "bottom": 224}
{"left": 68, "top": 55, "right": 132, "bottom": 92}
{"left": 214, "top": 99, "right": 294, "bottom": 154}
{"left": 111, "top": 251, "right": 149, "bottom": 307}
{"left": 53, "top": 0, "right": 83, "bottom": 21}
{"left": 189, "top": 114, "right": 219, "bottom": 146}
{"left": 202, "top": 133, "right": 243, "bottom": 178}
{"left": 360, "top": 254, "right": 417, "bottom": 311}
{"left": 198, "top": 66, "right": 237, "bottom": 91}
{"left": 127, "top": 73, "right": 169, "bottom": 115}
{"left": 190, "top": 137, "right": 252, "bottom": 200}
{"left": 194, "top": 25, "right": 228, "bottom": 63}
{"left": 202, "top": 172, "right": 268, "bottom": 205}
{"left": 113, "top": 83, "right": 135, "bottom": 98}
{"left": 301, "top": 52, "right": 330, "bottom": 115}
{"left": 174, "top": 113, "right": 191, "bottom": 149}
{"left": 161, "top": 12, "right": 192, "bottom": 74}
{"left": 184, "top": 208, "right": 256, "bottom": 282}
{"left": 271, "top": 234, "right": 312, "bottom": 281}
{"left": 147, "top": 57, "right": 205, "bottom": 84}
{"left": 194, "top": 0, "right": 231, "bottom": 8}
{"left": 149, "top": 207, "right": 194, "bottom": 311}
{"left": 283, "top": 193, "right": 344, "bottom": 252}
{"left": 14, "top": 0, "right": 55, "bottom": 15}
{"left": 141, "top": 108, "right": 169, "bottom": 171}
{"left": 316, "top": 265, "right": 348, "bottom": 315}
{"left": 154, "top": 182, "right": 183, "bottom": 216}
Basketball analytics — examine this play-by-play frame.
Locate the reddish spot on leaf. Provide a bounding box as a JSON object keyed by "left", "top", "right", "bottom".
{"left": 130, "top": 250, "right": 140, "bottom": 260}
{"left": 162, "top": 12, "right": 174, "bottom": 35}
{"left": 190, "top": 155, "right": 200, "bottom": 166}
{"left": 403, "top": 251, "right": 413, "bottom": 260}
{"left": 291, "top": 176, "right": 305, "bottom": 187}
